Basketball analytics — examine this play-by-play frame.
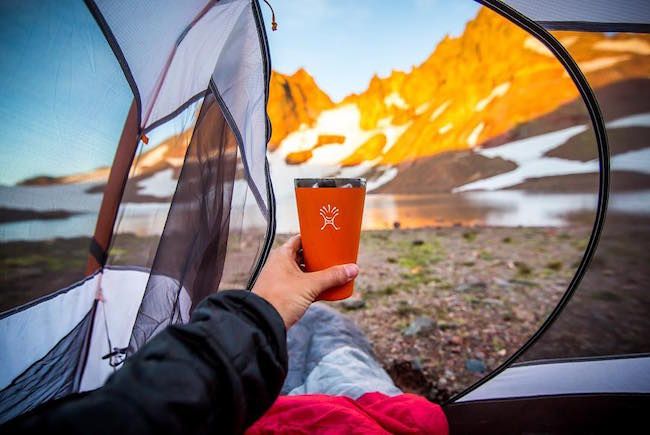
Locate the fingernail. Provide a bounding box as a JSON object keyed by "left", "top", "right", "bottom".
{"left": 344, "top": 264, "right": 359, "bottom": 279}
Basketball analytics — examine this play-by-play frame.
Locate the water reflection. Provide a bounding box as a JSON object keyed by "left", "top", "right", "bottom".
{"left": 5, "top": 184, "right": 650, "bottom": 240}
{"left": 276, "top": 190, "right": 603, "bottom": 233}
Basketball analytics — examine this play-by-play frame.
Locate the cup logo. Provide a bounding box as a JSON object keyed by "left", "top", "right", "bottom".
{"left": 320, "top": 204, "right": 340, "bottom": 231}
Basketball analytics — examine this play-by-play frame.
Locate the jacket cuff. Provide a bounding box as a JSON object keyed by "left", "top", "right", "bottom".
{"left": 196, "top": 290, "right": 288, "bottom": 367}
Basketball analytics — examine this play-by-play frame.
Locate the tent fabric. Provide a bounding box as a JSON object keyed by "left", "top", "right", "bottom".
{"left": 0, "top": 273, "right": 99, "bottom": 389}
{"left": 0, "top": 0, "right": 132, "bottom": 311}
{"left": 513, "top": 84, "right": 650, "bottom": 363}
{"left": 0, "top": 0, "right": 274, "bottom": 418}
{"left": 500, "top": 0, "right": 650, "bottom": 32}
{"left": 0, "top": 310, "right": 93, "bottom": 424}
{"left": 90, "top": 0, "right": 272, "bottom": 215}
{"left": 0, "top": 267, "right": 153, "bottom": 422}
{"left": 457, "top": 355, "right": 650, "bottom": 402}
{"left": 126, "top": 89, "right": 238, "bottom": 355}
{"left": 79, "top": 268, "right": 153, "bottom": 392}
{"left": 88, "top": 0, "right": 211, "bottom": 129}
{"left": 445, "top": 394, "right": 648, "bottom": 434}
{"left": 449, "top": 0, "right": 650, "bottom": 408}
{"left": 210, "top": 0, "right": 272, "bottom": 216}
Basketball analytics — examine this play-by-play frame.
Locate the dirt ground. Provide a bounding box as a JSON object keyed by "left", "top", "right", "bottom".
{"left": 277, "top": 226, "right": 590, "bottom": 401}
{"left": 1, "top": 224, "right": 600, "bottom": 401}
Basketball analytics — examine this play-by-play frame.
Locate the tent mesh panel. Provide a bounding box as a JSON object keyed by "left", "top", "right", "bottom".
{"left": 127, "top": 89, "right": 238, "bottom": 354}
{"left": 518, "top": 49, "right": 650, "bottom": 362}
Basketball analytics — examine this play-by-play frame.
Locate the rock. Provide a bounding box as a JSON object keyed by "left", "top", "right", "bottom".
{"left": 438, "top": 321, "right": 458, "bottom": 330}
{"left": 444, "top": 369, "right": 456, "bottom": 381}
{"left": 341, "top": 133, "right": 387, "bottom": 167}
{"left": 494, "top": 278, "right": 512, "bottom": 288}
{"left": 268, "top": 69, "right": 334, "bottom": 150}
{"left": 403, "top": 316, "right": 436, "bottom": 336}
{"left": 410, "top": 357, "right": 424, "bottom": 371}
{"left": 449, "top": 335, "right": 462, "bottom": 346}
{"left": 456, "top": 282, "right": 487, "bottom": 292}
{"left": 386, "top": 359, "right": 433, "bottom": 398}
{"left": 341, "top": 299, "right": 366, "bottom": 310}
{"left": 508, "top": 279, "right": 538, "bottom": 287}
{"left": 497, "top": 349, "right": 507, "bottom": 357}
{"left": 315, "top": 134, "right": 345, "bottom": 147}
{"left": 465, "top": 359, "right": 487, "bottom": 373}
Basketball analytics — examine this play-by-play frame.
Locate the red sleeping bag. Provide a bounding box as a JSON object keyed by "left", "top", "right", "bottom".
{"left": 247, "top": 392, "right": 448, "bottom": 434}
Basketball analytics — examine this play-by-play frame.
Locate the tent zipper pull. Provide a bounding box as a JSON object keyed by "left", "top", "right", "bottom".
{"left": 262, "top": 0, "right": 278, "bottom": 31}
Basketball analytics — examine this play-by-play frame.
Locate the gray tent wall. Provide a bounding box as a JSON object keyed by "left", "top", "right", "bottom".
{"left": 502, "top": 0, "right": 650, "bottom": 32}
{"left": 0, "top": 0, "right": 275, "bottom": 423}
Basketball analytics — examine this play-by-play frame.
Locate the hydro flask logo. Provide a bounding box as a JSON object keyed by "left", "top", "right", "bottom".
{"left": 320, "top": 204, "right": 340, "bottom": 231}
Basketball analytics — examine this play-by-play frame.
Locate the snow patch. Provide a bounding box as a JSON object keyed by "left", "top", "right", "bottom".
{"left": 430, "top": 100, "right": 451, "bottom": 122}
{"left": 381, "top": 123, "right": 410, "bottom": 154}
{"left": 467, "top": 122, "right": 485, "bottom": 147}
{"left": 578, "top": 56, "right": 630, "bottom": 73}
{"left": 559, "top": 36, "right": 578, "bottom": 47}
{"left": 384, "top": 92, "right": 409, "bottom": 110}
{"left": 475, "top": 82, "right": 511, "bottom": 112}
{"left": 609, "top": 112, "right": 650, "bottom": 128}
{"left": 415, "top": 102, "right": 430, "bottom": 116}
{"left": 524, "top": 37, "right": 553, "bottom": 57}
{"left": 166, "top": 157, "right": 185, "bottom": 167}
{"left": 269, "top": 104, "right": 410, "bottom": 200}
{"left": 367, "top": 167, "right": 399, "bottom": 191}
{"left": 439, "top": 123, "right": 453, "bottom": 134}
{"left": 139, "top": 144, "right": 168, "bottom": 168}
{"left": 137, "top": 168, "right": 177, "bottom": 197}
{"left": 594, "top": 38, "right": 650, "bottom": 55}
{"left": 455, "top": 112, "right": 650, "bottom": 192}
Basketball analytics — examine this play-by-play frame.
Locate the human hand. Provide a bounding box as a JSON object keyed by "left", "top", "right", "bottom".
{"left": 252, "top": 235, "right": 359, "bottom": 329}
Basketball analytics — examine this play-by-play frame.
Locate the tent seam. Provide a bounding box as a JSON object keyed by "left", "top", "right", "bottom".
{"left": 83, "top": 0, "right": 142, "bottom": 129}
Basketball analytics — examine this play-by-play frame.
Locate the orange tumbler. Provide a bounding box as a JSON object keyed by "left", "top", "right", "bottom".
{"left": 294, "top": 178, "right": 366, "bottom": 301}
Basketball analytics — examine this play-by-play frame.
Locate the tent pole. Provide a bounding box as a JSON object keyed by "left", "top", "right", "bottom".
{"left": 85, "top": 101, "right": 140, "bottom": 275}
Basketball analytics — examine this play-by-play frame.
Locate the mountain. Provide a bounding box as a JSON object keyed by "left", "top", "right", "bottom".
{"left": 267, "top": 69, "right": 334, "bottom": 151}
{"left": 21, "top": 128, "right": 192, "bottom": 193}
{"left": 269, "top": 7, "right": 650, "bottom": 192}
{"left": 21, "top": 6, "right": 650, "bottom": 197}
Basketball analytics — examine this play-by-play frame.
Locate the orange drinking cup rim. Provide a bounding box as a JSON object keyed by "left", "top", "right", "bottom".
{"left": 294, "top": 178, "right": 366, "bottom": 188}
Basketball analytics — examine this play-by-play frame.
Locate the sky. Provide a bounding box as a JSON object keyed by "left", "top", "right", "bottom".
{"left": 261, "top": 0, "right": 479, "bottom": 101}
{"left": 0, "top": 0, "right": 132, "bottom": 185}
{"left": 0, "top": 0, "right": 479, "bottom": 185}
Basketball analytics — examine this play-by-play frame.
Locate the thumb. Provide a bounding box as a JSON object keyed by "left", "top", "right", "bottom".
{"left": 308, "top": 263, "right": 359, "bottom": 296}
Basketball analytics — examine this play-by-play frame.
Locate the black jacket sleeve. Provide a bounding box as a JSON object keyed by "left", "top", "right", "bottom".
{"left": 3, "top": 290, "right": 288, "bottom": 435}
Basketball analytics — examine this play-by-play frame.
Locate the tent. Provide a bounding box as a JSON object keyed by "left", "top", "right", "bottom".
{"left": 0, "top": 0, "right": 648, "bottom": 431}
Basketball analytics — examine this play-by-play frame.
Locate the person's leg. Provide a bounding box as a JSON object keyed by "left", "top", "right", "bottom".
{"left": 283, "top": 303, "right": 401, "bottom": 399}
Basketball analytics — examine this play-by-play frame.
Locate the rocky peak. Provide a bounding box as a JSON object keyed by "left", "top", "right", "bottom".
{"left": 267, "top": 68, "right": 334, "bottom": 150}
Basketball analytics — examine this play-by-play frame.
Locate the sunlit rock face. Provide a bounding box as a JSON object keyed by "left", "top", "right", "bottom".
{"left": 267, "top": 68, "right": 335, "bottom": 151}
{"left": 33, "top": 8, "right": 649, "bottom": 195}
{"left": 269, "top": 7, "right": 650, "bottom": 173}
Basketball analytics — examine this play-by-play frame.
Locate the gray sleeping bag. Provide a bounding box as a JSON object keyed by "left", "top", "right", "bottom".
{"left": 282, "top": 303, "right": 401, "bottom": 398}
